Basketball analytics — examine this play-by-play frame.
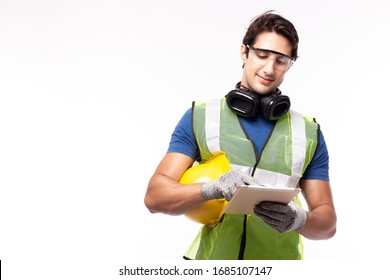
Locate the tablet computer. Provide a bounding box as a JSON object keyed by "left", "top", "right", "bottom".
{"left": 223, "top": 185, "right": 301, "bottom": 215}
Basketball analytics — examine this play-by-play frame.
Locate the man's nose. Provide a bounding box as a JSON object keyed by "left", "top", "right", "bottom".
{"left": 263, "top": 59, "right": 276, "bottom": 73}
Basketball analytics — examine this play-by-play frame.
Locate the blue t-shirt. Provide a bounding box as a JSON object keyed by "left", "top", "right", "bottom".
{"left": 168, "top": 108, "right": 329, "bottom": 180}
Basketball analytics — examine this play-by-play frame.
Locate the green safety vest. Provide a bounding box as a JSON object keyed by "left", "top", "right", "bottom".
{"left": 184, "top": 98, "right": 319, "bottom": 260}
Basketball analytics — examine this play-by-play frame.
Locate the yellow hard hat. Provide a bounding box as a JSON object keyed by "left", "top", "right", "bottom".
{"left": 180, "top": 153, "right": 230, "bottom": 226}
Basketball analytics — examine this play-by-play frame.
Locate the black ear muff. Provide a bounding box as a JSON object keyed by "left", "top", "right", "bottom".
{"left": 260, "top": 94, "right": 290, "bottom": 121}
{"left": 226, "top": 85, "right": 290, "bottom": 120}
{"left": 226, "top": 89, "right": 260, "bottom": 118}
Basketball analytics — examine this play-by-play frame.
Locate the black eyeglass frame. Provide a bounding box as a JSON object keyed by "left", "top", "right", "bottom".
{"left": 245, "top": 45, "right": 298, "bottom": 62}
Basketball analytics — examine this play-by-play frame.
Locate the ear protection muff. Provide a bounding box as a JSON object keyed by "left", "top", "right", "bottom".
{"left": 226, "top": 83, "right": 290, "bottom": 120}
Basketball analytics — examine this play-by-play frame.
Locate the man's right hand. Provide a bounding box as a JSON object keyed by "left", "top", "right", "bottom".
{"left": 201, "top": 169, "right": 257, "bottom": 201}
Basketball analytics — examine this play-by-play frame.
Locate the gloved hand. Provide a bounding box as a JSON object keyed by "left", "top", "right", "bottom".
{"left": 201, "top": 170, "right": 257, "bottom": 201}
{"left": 254, "top": 201, "right": 307, "bottom": 233}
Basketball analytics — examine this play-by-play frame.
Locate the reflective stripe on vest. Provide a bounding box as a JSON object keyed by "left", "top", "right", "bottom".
{"left": 205, "top": 99, "right": 221, "bottom": 154}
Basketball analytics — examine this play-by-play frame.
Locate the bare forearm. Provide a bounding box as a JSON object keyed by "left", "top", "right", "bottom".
{"left": 144, "top": 173, "right": 206, "bottom": 215}
{"left": 298, "top": 203, "right": 337, "bottom": 240}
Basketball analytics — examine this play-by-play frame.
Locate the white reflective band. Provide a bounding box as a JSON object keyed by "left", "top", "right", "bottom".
{"left": 230, "top": 164, "right": 253, "bottom": 175}
{"left": 290, "top": 110, "right": 307, "bottom": 187}
{"left": 205, "top": 99, "right": 221, "bottom": 155}
{"left": 254, "top": 168, "right": 293, "bottom": 187}
{"left": 232, "top": 164, "right": 295, "bottom": 188}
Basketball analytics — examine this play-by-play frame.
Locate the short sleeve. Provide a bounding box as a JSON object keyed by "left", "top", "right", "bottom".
{"left": 167, "top": 108, "right": 199, "bottom": 160}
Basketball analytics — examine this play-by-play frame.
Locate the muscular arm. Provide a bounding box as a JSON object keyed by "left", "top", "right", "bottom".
{"left": 144, "top": 152, "right": 207, "bottom": 215}
{"left": 298, "top": 179, "right": 337, "bottom": 240}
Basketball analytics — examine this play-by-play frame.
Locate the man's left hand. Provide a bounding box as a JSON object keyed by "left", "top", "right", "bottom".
{"left": 254, "top": 201, "right": 307, "bottom": 233}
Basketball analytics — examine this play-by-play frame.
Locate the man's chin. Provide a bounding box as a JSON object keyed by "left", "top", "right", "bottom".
{"left": 251, "top": 85, "right": 276, "bottom": 95}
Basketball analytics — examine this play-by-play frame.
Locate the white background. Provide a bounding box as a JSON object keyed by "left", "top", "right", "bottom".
{"left": 1, "top": 0, "right": 389, "bottom": 279}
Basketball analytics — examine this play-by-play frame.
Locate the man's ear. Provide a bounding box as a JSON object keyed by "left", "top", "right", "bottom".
{"left": 240, "top": 44, "right": 248, "bottom": 64}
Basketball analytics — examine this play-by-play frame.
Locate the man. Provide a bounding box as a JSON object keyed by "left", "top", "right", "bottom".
{"left": 144, "top": 11, "right": 337, "bottom": 260}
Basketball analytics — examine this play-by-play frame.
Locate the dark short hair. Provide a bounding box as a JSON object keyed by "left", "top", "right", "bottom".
{"left": 242, "top": 11, "right": 299, "bottom": 59}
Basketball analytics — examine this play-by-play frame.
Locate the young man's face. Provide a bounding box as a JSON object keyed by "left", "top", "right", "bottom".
{"left": 240, "top": 32, "right": 293, "bottom": 95}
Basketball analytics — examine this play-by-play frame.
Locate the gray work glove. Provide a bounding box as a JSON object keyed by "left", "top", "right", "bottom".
{"left": 201, "top": 169, "right": 257, "bottom": 201}
{"left": 254, "top": 201, "right": 307, "bottom": 233}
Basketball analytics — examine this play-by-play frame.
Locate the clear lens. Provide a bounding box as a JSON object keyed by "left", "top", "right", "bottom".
{"left": 247, "top": 45, "right": 293, "bottom": 71}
